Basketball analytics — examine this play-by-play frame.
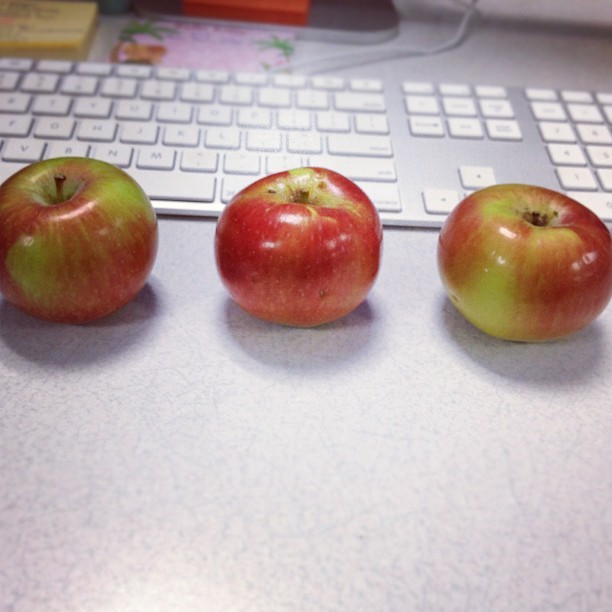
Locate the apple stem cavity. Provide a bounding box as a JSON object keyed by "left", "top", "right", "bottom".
{"left": 295, "top": 189, "right": 310, "bottom": 204}
{"left": 54, "top": 173, "right": 67, "bottom": 204}
{"left": 523, "top": 209, "right": 557, "bottom": 227}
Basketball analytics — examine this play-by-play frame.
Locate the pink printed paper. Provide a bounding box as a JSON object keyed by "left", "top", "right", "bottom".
{"left": 110, "top": 19, "right": 295, "bottom": 71}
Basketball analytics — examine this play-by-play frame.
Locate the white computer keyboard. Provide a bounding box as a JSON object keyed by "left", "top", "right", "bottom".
{"left": 1, "top": 57, "right": 611, "bottom": 227}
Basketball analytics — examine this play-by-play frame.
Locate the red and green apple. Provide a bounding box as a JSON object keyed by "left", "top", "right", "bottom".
{"left": 437, "top": 183, "right": 612, "bottom": 342}
{"left": 0, "top": 157, "right": 158, "bottom": 324}
{"left": 215, "top": 167, "right": 383, "bottom": 327}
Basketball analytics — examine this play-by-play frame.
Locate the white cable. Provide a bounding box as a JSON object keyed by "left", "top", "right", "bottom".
{"left": 284, "top": 0, "right": 480, "bottom": 75}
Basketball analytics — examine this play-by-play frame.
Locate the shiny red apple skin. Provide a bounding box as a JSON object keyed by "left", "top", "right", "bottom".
{"left": 0, "top": 157, "right": 158, "bottom": 324}
{"left": 437, "top": 184, "right": 612, "bottom": 342}
{"left": 215, "top": 167, "right": 383, "bottom": 327}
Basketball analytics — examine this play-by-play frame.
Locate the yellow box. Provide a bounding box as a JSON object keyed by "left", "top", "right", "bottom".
{"left": 0, "top": 0, "right": 99, "bottom": 60}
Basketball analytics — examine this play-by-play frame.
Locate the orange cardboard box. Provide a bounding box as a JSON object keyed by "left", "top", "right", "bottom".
{"left": 183, "top": 0, "right": 310, "bottom": 26}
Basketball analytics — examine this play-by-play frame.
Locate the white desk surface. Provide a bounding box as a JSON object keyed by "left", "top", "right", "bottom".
{"left": 2, "top": 11, "right": 612, "bottom": 612}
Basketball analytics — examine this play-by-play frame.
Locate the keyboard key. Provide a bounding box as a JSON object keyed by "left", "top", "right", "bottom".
{"left": 335, "top": 91, "right": 385, "bottom": 112}
{"left": 525, "top": 88, "right": 557, "bottom": 101}
{"left": 235, "top": 72, "right": 267, "bottom": 86}
{"left": 350, "top": 78, "right": 382, "bottom": 93}
{"left": 222, "top": 176, "right": 253, "bottom": 202}
{"left": 0, "top": 115, "right": 33, "bottom": 136}
{"left": 448, "top": 118, "right": 483, "bottom": 139}
{"left": 101, "top": 77, "right": 138, "bottom": 98}
{"left": 34, "top": 117, "right": 75, "bottom": 139}
{"left": 60, "top": 75, "right": 98, "bottom": 96}
{"left": 547, "top": 144, "right": 586, "bottom": 166}
{"left": 73, "top": 96, "right": 113, "bottom": 118}
{"left": 90, "top": 144, "right": 133, "bottom": 167}
{"left": 316, "top": 111, "right": 351, "bottom": 133}
{"left": 567, "top": 103, "right": 603, "bottom": 123}
{"left": 2, "top": 138, "right": 45, "bottom": 162}
{"left": 265, "top": 154, "right": 304, "bottom": 174}
{"left": 142, "top": 79, "right": 176, "bottom": 101}
{"left": 273, "top": 74, "right": 307, "bottom": 89}
{"left": 479, "top": 99, "right": 514, "bottom": 118}
{"left": 21, "top": 73, "right": 59, "bottom": 93}
{"left": 296, "top": 89, "right": 329, "bottom": 110}
{"left": 180, "top": 82, "right": 215, "bottom": 103}
{"left": 115, "top": 99, "right": 153, "bottom": 121}
{"left": 423, "top": 188, "right": 461, "bottom": 214}
{"left": 77, "top": 119, "right": 117, "bottom": 142}
{"left": 317, "top": 155, "right": 396, "bottom": 182}
{"left": 246, "top": 129, "right": 282, "bottom": 152}
{"left": 531, "top": 101, "right": 566, "bottom": 121}
{"left": 408, "top": 116, "right": 444, "bottom": 137}
{"left": 120, "top": 122, "right": 158, "bottom": 144}
{"left": 116, "top": 65, "right": 152, "bottom": 79}
{"left": 157, "top": 102, "right": 193, "bottom": 123}
{"left": 576, "top": 124, "right": 612, "bottom": 145}
{"left": 439, "top": 83, "right": 471, "bottom": 96}
{"left": 358, "top": 182, "right": 401, "bottom": 212}
{"left": 45, "top": 141, "right": 89, "bottom": 158}
{"left": 596, "top": 92, "right": 612, "bottom": 105}
{"left": 475, "top": 85, "right": 507, "bottom": 98}
{"left": 402, "top": 81, "right": 434, "bottom": 95}
{"left": 180, "top": 150, "right": 218, "bottom": 172}
{"left": 205, "top": 127, "right": 241, "bottom": 149}
{"left": 311, "top": 76, "right": 344, "bottom": 91}
{"left": 76, "top": 62, "right": 113, "bottom": 76}
{"left": 162, "top": 125, "right": 200, "bottom": 147}
{"left": 561, "top": 90, "right": 593, "bottom": 103}
{"left": 0, "top": 71, "right": 19, "bottom": 91}
{"left": 287, "top": 132, "right": 322, "bottom": 154}
{"left": 194, "top": 69, "right": 229, "bottom": 84}
{"left": 224, "top": 152, "right": 261, "bottom": 175}
{"left": 157, "top": 67, "right": 190, "bottom": 81}
{"left": 0, "top": 58, "right": 33, "bottom": 71}
{"left": 459, "top": 166, "right": 496, "bottom": 189}
{"left": 237, "top": 107, "right": 272, "bottom": 128}
{"left": 258, "top": 87, "right": 291, "bottom": 108}
{"left": 598, "top": 169, "right": 612, "bottom": 191}
{"left": 556, "top": 167, "right": 598, "bottom": 190}
{"left": 586, "top": 145, "right": 612, "bottom": 167}
{"left": 134, "top": 169, "right": 216, "bottom": 203}
{"left": 567, "top": 192, "right": 612, "bottom": 219}
{"left": 327, "top": 134, "right": 392, "bottom": 157}
{"left": 198, "top": 105, "right": 232, "bottom": 126}
{"left": 538, "top": 121, "right": 576, "bottom": 143}
{"left": 0, "top": 92, "right": 31, "bottom": 112}
{"left": 486, "top": 119, "right": 522, "bottom": 141}
{"left": 354, "top": 114, "right": 389, "bottom": 135}
{"left": 37, "top": 60, "right": 72, "bottom": 74}
{"left": 442, "top": 97, "right": 477, "bottom": 117}
{"left": 137, "top": 147, "right": 176, "bottom": 170}
{"left": 32, "top": 94, "right": 72, "bottom": 116}
{"left": 277, "top": 109, "right": 311, "bottom": 130}
{"left": 405, "top": 95, "right": 439, "bottom": 115}
{"left": 219, "top": 85, "right": 253, "bottom": 105}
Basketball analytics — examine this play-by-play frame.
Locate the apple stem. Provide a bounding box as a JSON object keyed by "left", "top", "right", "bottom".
{"left": 54, "top": 173, "right": 67, "bottom": 203}
{"left": 523, "top": 210, "right": 556, "bottom": 227}
{"left": 295, "top": 189, "right": 310, "bottom": 204}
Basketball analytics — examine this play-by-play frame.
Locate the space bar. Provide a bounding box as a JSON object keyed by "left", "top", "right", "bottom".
{"left": 129, "top": 169, "right": 216, "bottom": 203}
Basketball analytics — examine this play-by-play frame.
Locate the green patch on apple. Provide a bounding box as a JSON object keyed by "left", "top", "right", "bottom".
{"left": 0, "top": 157, "right": 158, "bottom": 324}
{"left": 438, "top": 184, "right": 612, "bottom": 342}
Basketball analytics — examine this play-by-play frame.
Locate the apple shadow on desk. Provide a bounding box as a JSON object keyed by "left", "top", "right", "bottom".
{"left": 221, "top": 297, "right": 381, "bottom": 372}
{"left": 439, "top": 295, "right": 606, "bottom": 386}
{"left": 0, "top": 281, "right": 161, "bottom": 368}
